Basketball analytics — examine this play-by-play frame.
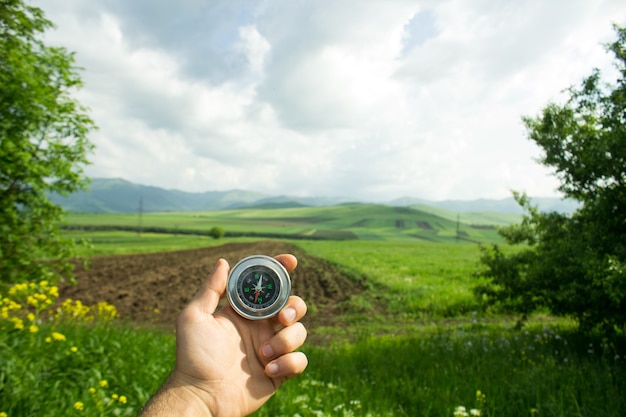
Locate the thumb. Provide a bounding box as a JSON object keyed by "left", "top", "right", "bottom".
{"left": 192, "top": 258, "right": 230, "bottom": 315}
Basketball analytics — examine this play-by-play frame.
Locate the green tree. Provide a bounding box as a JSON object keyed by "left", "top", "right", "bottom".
{"left": 0, "top": 0, "right": 95, "bottom": 284}
{"left": 208, "top": 226, "right": 225, "bottom": 240}
{"left": 475, "top": 25, "right": 626, "bottom": 334}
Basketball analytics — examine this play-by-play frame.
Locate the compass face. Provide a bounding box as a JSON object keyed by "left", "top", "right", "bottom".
{"left": 227, "top": 255, "right": 291, "bottom": 320}
{"left": 236, "top": 265, "right": 281, "bottom": 310}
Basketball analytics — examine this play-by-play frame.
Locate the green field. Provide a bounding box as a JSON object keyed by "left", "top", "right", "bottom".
{"left": 65, "top": 204, "right": 509, "bottom": 243}
{"left": 2, "top": 207, "right": 625, "bottom": 416}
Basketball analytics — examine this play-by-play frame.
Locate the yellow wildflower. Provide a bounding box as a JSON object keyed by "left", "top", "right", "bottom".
{"left": 111, "top": 393, "right": 119, "bottom": 400}
{"left": 27, "top": 312, "right": 35, "bottom": 322}
{"left": 88, "top": 387, "right": 96, "bottom": 394}
{"left": 476, "top": 390, "right": 486, "bottom": 405}
{"left": 119, "top": 395, "right": 127, "bottom": 404}
{"left": 99, "top": 380, "right": 108, "bottom": 388}
{"left": 49, "top": 286, "right": 59, "bottom": 298}
{"left": 29, "top": 324, "right": 39, "bottom": 333}
{"left": 51, "top": 332, "right": 66, "bottom": 341}
{"left": 70, "top": 346, "right": 78, "bottom": 353}
{"left": 97, "top": 302, "right": 118, "bottom": 321}
{"left": 0, "top": 411, "right": 7, "bottom": 417}
{"left": 35, "top": 293, "right": 48, "bottom": 303}
{"left": 73, "top": 401, "right": 84, "bottom": 411}
{"left": 6, "top": 300, "right": 21, "bottom": 311}
{"left": 8, "top": 282, "right": 28, "bottom": 296}
{"left": 12, "top": 317, "right": 24, "bottom": 330}
{"left": 26, "top": 295, "right": 38, "bottom": 308}
{"left": 45, "top": 337, "right": 52, "bottom": 343}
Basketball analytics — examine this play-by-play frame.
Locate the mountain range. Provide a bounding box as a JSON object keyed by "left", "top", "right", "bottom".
{"left": 48, "top": 177, "right": 579, "bottom": 214}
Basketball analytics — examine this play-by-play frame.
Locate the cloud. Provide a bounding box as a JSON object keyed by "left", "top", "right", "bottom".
{"left": 255, "top": 0, "right": 416, "bottom": 131}
{"left": 32, "top": 0, "right": 626, "bottom": 201}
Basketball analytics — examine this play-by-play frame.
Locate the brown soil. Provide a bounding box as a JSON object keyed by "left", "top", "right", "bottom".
{"left": 62, "top": 241, "right": 370, "bottom": 331}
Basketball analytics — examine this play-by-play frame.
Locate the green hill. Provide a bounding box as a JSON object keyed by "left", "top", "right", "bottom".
{"left": 65, "top": 204, "right": 504, "bottom": 243}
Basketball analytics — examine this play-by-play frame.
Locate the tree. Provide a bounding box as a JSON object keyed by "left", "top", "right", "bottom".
{"left": 208, "top": 226, "right": 225, "bottom": 240}
{"left": 475, "top": 25, "right": 626, "bottom": 334}
{"left": 0, "top": 0, "right": 96, "bottom": 284}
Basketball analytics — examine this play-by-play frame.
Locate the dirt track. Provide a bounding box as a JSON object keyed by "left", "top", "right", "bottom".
{"left": 62, "top": 241, "right": 369, "bottom": 330}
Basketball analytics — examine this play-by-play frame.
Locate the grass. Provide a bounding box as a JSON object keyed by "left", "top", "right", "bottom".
{"left": 2, "top": 230, "right": 625, "bottom": 416}
{"left": 296, "top": 240, "right": 483, "bottom": 302}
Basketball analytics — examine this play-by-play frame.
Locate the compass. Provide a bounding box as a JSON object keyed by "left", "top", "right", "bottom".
{"left": 226, "top": 255, "right": 291, "bottom": 320}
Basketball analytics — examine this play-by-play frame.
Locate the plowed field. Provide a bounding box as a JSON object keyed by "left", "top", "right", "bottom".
{"left": 62, "top": 241, "right": 369, "bottom": 330}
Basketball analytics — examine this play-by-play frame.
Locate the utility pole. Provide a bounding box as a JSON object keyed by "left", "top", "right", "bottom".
{"left": 138, "top": 196, "right": 143, "bottom": 237}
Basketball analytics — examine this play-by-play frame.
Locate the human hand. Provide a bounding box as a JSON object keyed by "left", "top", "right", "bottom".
{"left": 139, "top": 254, "right": 308, "bottom": 417}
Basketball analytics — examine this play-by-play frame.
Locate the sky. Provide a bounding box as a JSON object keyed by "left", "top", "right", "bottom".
{"left": 32, "top": 0, "right": 626, "bottom": 202}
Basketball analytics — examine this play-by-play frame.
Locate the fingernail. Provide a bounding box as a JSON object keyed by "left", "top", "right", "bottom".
{"left": 266, "top": 362, "right": 279, "bottom": 376}
{"left": 282, "top": 307, "right": 296, "bottom": 324}
{"left": 262, "top": 343, "right": 274, "bottom": 359}
{"left": 212, "top": 259, "right": 221, "bottom": 272}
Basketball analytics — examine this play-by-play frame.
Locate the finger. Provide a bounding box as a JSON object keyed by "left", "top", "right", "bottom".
{"left": 191, "top": 258, "right": 230, "bottom": 315}
{"left": 275, "top": 295, "right": 307, "bottom": 328}
{"left": 274, "top": 254, "right": 297, "bottom": 273}
{"left": 260, "top": 322, "right": 307, "bottom": 360}
{"left": 265, "top": 351, "right": 308, "bottom": 378}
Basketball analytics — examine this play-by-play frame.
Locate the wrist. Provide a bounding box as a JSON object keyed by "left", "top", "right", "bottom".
{"left": 139, "top": 372, "right": 215, "bottom": 417}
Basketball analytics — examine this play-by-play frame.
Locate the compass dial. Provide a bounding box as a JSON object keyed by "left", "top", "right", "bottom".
{"left": 237, "top": 265, "right": 280, "bottom": 309}
{"left": 227, "top": 255, "right": 291, "bottom": 320}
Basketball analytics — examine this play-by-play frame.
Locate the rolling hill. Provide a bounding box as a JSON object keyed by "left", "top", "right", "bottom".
{"left": 50, "top": 177, "right": 578, "bottom": 216}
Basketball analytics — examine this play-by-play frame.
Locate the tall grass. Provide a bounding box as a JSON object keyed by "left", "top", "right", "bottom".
{"left": 258, "top": 324, "right": 626, "bottom": 417}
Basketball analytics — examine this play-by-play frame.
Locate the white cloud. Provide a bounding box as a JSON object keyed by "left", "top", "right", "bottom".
{"left": 237, "top": 25, "right": 271, "bottom": 76}
{"left": 31, "top": 0, "right": 626, "bottom": 201}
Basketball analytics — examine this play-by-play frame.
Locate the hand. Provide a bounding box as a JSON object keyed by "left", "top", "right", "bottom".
{"left": 139, "top": 254, "right": 308, "bottom": 417}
